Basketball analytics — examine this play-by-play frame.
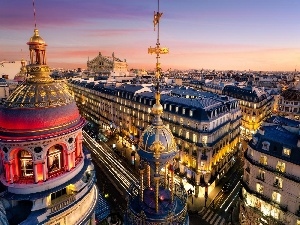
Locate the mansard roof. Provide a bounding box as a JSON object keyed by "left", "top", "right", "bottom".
{"left": 223, "top": 85, "right": 269, "bottom": 102}
{"left": 249, "top": 125, "right": 300, "bottom": 165}
{"left": 69, "top": 81, "right": 239, "bottom": 122}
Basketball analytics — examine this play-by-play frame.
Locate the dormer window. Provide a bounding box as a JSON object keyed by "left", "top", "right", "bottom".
{"left": 169, "top": 105, "right": 172, "bottom": 111}
{"left": 282, "top": 148, "right": 291, "bottom": 157}
{"left": 176, "top": 106, "right": 179, "bottom": 112}
{"left": 182, "top": 108, "right": 185, "bottom": 115}
{"left": 190, "top": 110, "right": 193, "bottom": 117}
{"left": 252, "top": 137, "right": 258, "bottom": 145}
{"left": 262, "top": 141, "right": 270, "bottom": 151}
{"left": 164, "top": 104, "right": 167, "bottom": 109}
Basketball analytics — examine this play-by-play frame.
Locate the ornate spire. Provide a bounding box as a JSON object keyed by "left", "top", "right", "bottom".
{"left": 26, "top": 0, "right": 52, "bottom": 83}
{"left": 148, "top": 0, "right": 169, "bottom": 123}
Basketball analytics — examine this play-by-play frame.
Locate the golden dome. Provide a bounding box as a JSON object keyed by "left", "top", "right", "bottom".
{"left": 28, "top": 29, "right": 45, "bottom": 44}
{"left": 151, "top": 103, "right": 163, "bottom": 115}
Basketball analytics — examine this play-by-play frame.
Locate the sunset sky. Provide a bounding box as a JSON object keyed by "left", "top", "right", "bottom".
{"left": 1, "top": 0, "right": 300, "bottom": 71}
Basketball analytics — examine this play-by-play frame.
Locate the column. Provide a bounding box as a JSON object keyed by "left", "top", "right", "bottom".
{"left": 170, "top": 166, "right": 174, "bottom": 202}
{"left": 72, "top": 151, "right": 75, "bottom": 167}
{"left": 147, "top": 164, "right": 151, "bottom": 188}
{"left": 9, "top": 163, "right": 13, "bottom": 184}
{"left": 67, "top": 153, "right": 71, "bottom": 171}
{"left": 33, "top": 163, "right": 38, "bottom": 183}
{"left": 43, "top": 161, "right": 47, "bottom": 181}
{"left": 139, "top": 168, "right": 144, "bottom": 202}
{"left": 164, "top": 164, "right": 168, "bottom": 189}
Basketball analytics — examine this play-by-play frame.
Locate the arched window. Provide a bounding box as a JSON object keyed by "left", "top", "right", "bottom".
{"left": 48, "top": 144, "right": 63, "bottom": 173}
{"left": 18, "top": 150, "right": 33, "bottom": 177}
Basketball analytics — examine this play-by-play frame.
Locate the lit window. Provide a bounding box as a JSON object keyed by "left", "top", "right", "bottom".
{"left": 182, "top": 108, "right": 185, "bottom": 114}
{"left": 259, "top": 155, "right": 267, "bottom": 165}
{"left": 258, "top": 169, "right": 265, "bottom": 181}
{"left": 272, "top": 191, "right": 281, "bottom": 203}
{"left": 186, "top": 132, "right": 189, "bottom": 139}
{"left": 276, "top": 161, "right": 285, "bottom": 173}
{"left": 202, "top": 136, "right": 207, "bottom": 144}
{"left": 190, "top": 110, "right": 193, "bottom": 117}
{"left": 19, "top": 150, "right": 33, "bottom": 177}
{"left": 180, "top": 118, "right": 183, "bottom": 124}
{"left": 179, "top": 129, "right": 182, "bottom": 136}
{"left": 176, "top": 106, "right": 179, "bottom": 112}
{"left": 193, "top": 134, "right": 197, "bottom": 143}
{"left": 256, "top": 183, "right": 264, "bottom": 194}
{"left": 283, "top": 148, "right": 291, "bottom": 157}
{"left": 169, "top": 105, "right": 172, "bottom": 111}
{"left": 48, "top": 144, "right": 63, "bottom": 173}
{"left": 274, "top": 177, "right": 283, "bottom": 188}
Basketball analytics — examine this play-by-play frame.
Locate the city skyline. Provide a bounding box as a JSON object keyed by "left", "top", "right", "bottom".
{"left": 1, "top": 0, "right": 300, "bottom": 71}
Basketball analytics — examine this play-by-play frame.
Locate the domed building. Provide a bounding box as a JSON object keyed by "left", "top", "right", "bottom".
{"left": 0, "top": 29, "right": 98, "bottom": 225}
{"left": 124, "top": 3, "right": 189, "bottom": 224}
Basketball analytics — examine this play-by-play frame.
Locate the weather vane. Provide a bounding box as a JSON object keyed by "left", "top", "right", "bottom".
{"left": 148, "top": 0, "right": 169, "bottom": 105}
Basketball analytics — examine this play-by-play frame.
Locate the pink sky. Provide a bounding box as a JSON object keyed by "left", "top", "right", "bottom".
{"left": 1, "top": 0, "right": 300, "bottom": 71}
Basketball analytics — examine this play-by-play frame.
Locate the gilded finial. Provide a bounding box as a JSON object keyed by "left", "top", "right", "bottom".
{"left": 148, "top": 0, "right": 169, "bottom": 116}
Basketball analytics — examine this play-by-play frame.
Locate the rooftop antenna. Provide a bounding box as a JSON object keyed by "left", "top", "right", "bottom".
{"left": 32, "top": 0, "right": 37, "bottom": 28}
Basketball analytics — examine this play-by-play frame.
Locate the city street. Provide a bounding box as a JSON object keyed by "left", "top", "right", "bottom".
{"left": 83, "top": 131, "right": 244, "bottom": 225}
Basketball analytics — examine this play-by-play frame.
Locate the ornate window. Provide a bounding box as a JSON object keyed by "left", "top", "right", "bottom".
{"left": 19, "top": 150, "right": 33, "bottom": 177}
{"left": 48, "top": 145, "right": 63, "bottom": 173}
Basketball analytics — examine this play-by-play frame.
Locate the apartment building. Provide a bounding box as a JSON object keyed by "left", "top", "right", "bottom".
{"left": 68, "top": 81, "right": 242, "bottom": 196}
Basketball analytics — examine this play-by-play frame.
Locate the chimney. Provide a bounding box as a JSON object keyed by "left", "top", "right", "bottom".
{"left": 258, "top": 127, "right": 265, "bottom": 135}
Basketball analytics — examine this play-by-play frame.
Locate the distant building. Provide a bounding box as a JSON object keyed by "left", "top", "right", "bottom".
{"left": 87, "top": 52, "right": 128, "bottom": 76}
{"left": 278, "top": 87, "right": 300, "bottom": 120}
{"left": 0, "top": 60, "right": 22, "bottom": 80}
{"left": 223, "top": 84, "right": 274, "bottom": 139}
{"left": 0, "top": 78, "right": 9, "bottom": 104}
{"left": 240, "top": 116, "right": 300, "bottom": 225}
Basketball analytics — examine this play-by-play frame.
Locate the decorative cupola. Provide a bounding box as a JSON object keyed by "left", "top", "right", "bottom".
{"left": 124, "top": 1, "right": 188, "bottom": 224}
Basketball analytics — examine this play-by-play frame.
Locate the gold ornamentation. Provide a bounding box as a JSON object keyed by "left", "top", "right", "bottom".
{"left": 148, "top": 46, "right": 169, "bottom": 55}
{"left": 153, "top": 11, "right": 163, "bottom": 30}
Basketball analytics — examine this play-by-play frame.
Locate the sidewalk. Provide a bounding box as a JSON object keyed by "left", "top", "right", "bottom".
{"left": 186, "top": 184, "right": 221, "bottom": 213}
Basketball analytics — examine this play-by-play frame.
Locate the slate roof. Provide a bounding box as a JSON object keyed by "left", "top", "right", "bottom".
{"left": 223, "top": 85, "right": 269, "bottom": 102}
{"left": 69, "top": 81, "right": 239, "bottom": 122}
{"left": 266, "top": 116, "right": 300, "bottom": 128}
{"left": 249, "top": 125, "right": 300, "bottom": 165}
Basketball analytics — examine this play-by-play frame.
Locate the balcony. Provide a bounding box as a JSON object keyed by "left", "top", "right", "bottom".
{"left": 49, "top": 194, "right": 76, "bottom": 214}
{"left": 241, "top": 179, "right": 288, "bottom": 213}
{"left": 244, "top": 152, "right": 300, "bottom": 183}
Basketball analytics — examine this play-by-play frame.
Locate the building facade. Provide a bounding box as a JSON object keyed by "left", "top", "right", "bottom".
{"left": 0, "top": 29, "right": 98, "bottom": 225}
{"left": 87, "top": 52, "right": 128, "bottom": 76}
{"left": 223, "top": 84, "right": 274, "bottom": 140}
{"left": 277, "top": 88, "right": 300, "bottom": 121}
{"left": 68, "top": 81, "right": 241, "bottom": 197}
{"left": 240, "top": 117, "right": 300, "bottom": 225}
